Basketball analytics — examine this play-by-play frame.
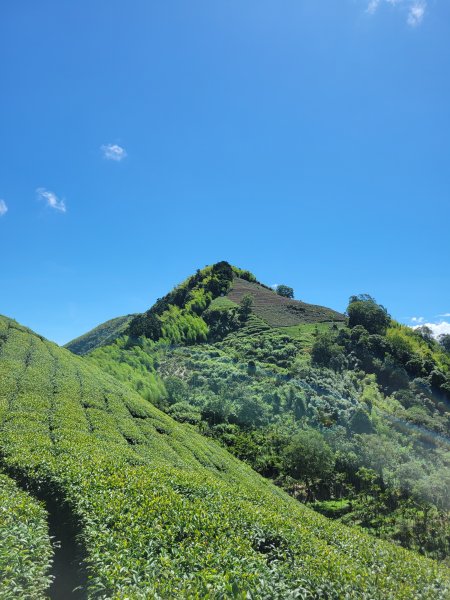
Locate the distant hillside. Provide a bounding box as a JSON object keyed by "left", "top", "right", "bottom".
{"left": 1, "top": 314, "right": 449, "bottom": 598}
{"left": 227, "top": 277, "right": 345, "bottom": 327}
{"left": 65, "top": 314, "right": 136, "bottom": 355}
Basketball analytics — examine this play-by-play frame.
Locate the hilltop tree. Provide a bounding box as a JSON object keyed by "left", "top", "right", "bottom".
{"left": 347, "top": 295, "right": 390, "bottom": 335}
{"left": 276, "top": 284, "right": 294, "bottom": 299}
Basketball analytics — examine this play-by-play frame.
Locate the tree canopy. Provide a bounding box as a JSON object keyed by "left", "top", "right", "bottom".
{"left": 347, "top": 295, "right": 391, "bottom": 335}
{"left": 283, "top": 429, "right": 335, "bottom": 485}
{"left": 276, "top": 284, "right": 294, "bottom": 299}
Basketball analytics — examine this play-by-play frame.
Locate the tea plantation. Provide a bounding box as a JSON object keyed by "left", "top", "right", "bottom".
{"left": 227, "top": 278, "right": 345, "bottom": 327}
{"left": 1, "top": 314, "right": 450, "bottom": 598}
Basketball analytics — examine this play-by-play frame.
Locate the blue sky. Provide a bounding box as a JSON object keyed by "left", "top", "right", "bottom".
{"left": 1, "top": 0, "right": 449, "bottom": 345}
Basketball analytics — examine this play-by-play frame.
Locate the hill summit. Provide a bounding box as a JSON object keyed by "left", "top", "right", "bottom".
{"left": 66, "top": 262, "right": 344, "bottom": 354}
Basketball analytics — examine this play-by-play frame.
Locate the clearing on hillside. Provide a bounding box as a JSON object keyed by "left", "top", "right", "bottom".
{"left": 227, "top": 277, "right": 345, "bottom": 327}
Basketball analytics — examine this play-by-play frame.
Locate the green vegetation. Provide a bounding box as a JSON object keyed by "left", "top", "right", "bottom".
{"left": 127, "top": 261, "right": 240, "bottom": 344}
{"left": 84, "top": 272, "right": 450, "bottom": 567}
{"left": 208, "top": 296, "right": 238, "bottom": 311}
{"left": 0, "top": 472, "right": 53, "bottom": 598}
{"left": 65, "top": 314, "right": 137, "bottom": 355}
{"left": 440, "top": 334, "right": 450, "bottom": 354}
{"left": 347, "top": 294, "right": 391, "bottom": 335}
{"left": 2, "top": 312, "right": 450, "bottom": 597}
{"left": 275, "top": 284, "right": 294, "bottom": 299}
{"left": 90, "top": 331, "right": 450, "bottom": 563}
{"left": 13, "top": 262, "right": 450, "bottom": 596}
{"left": 75, "top": 263, "right": 345, "bottom": 354}
{"left": 282, "top": 429, "right": 335, "bottom": 490}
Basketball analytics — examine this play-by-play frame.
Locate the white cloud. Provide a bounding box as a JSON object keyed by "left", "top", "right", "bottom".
{"left": 413, "top": 321, "right": 450, "bottom": 338}
{"left": 439, "top": 313, "right": 450, "bottom": 318}
{"left": 410, "top": 316, "right": 425, "bottom": 324}
{"left": 366, "top": 0, "right": 427, "bottom": 26}
{"left": 407, "top": 2, "right": 426, "bottom": 26}
{"left": 36, "top": 188, "right": 66, "bottom": 213}
{"left": 0, "top": 199, "right": 7, "bottom": 217}
{"left": 101, "top": 143, "right": 127, "bottom": 161}
{"left": 366, "top": 0, "right": 381, "bottom": 14}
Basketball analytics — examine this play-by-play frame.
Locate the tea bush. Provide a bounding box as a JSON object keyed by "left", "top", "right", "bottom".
{"left": 1, "top": 315, "right": 449, "bottom": 598}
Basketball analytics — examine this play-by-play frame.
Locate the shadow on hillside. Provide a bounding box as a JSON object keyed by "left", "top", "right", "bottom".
{"left": 44, "top": 491, "right": 88, "bottom": 599}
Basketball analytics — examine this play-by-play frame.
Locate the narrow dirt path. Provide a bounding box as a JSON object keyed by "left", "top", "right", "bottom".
{"left": 44, "top": 491, "right": 88, "bottom": 599}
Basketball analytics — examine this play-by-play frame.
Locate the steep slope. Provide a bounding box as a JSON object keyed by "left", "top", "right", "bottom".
{"left": 1, "top": 314, "right": 449, "bottom": 598}
{"left": 65, "top": 314, "right": 137, "bottom": 355}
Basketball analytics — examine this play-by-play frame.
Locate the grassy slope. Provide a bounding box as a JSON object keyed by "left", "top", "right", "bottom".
{"left": 1, "top": 316, "right": 450, "bottom": 598}
{"left": 64, "top": 314, "right": 137, "bottom": 355}
{"left": 227, "top": 278, "right": 345, "bottom": 327}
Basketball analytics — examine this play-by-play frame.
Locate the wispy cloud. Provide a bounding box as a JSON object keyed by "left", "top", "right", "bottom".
{"left": 366, "top": 0, "right": 427, "bottom": 26}
{"left": 407, "top": 2, "right": 426, "bottom": 26}
{"left": 410, "top": 316, "right": 425, "bottom": 324}
{"left": 366, "top": 0, "right": 381, "bottom": 14}
{"left": 101, "top": 143, "right": 127, "bottom": 162}
{"left": 36, "top": 188, "right": 66, "bottom": 213}
{"left": 439, "top": 313, "right": 450, "bottom": 318}
{"left": 0, "top": 199, "right": 7, "bottom": 217}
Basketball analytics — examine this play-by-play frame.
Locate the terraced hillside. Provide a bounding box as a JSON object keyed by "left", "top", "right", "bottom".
{"left": 1, "top": 314, "right": 450, "bottom": 598}
{"left": 65, "top": 314, "right": 137, "bottom": 355}
{"left": 227, "top": 278, "right": 345, "bottom": 327}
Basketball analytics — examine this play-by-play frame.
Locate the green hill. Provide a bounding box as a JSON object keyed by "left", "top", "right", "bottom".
{"left": 122, "top": 261, "right": 345, "bottom": 346}
{"left": 1, "top": 313, "right": 449, "bottom": 598}
{"left": 65, "top": 314, "right": 137, "bottom": 355}
{"left": 65, "top": 262, "right": 345, "bottom": 354}
{"left": 80, "top": 264, "right": 450, "bottom": 567}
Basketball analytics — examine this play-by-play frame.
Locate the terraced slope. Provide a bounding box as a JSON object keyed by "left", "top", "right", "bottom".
{"left": 2, "top": 314, "right": 449, "bottom": 598}
{"left": 65, "top": 314, "right": 136, "bottom": 355}
{"left": 227, "top": 278, "right": 345, "bottom": 327}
